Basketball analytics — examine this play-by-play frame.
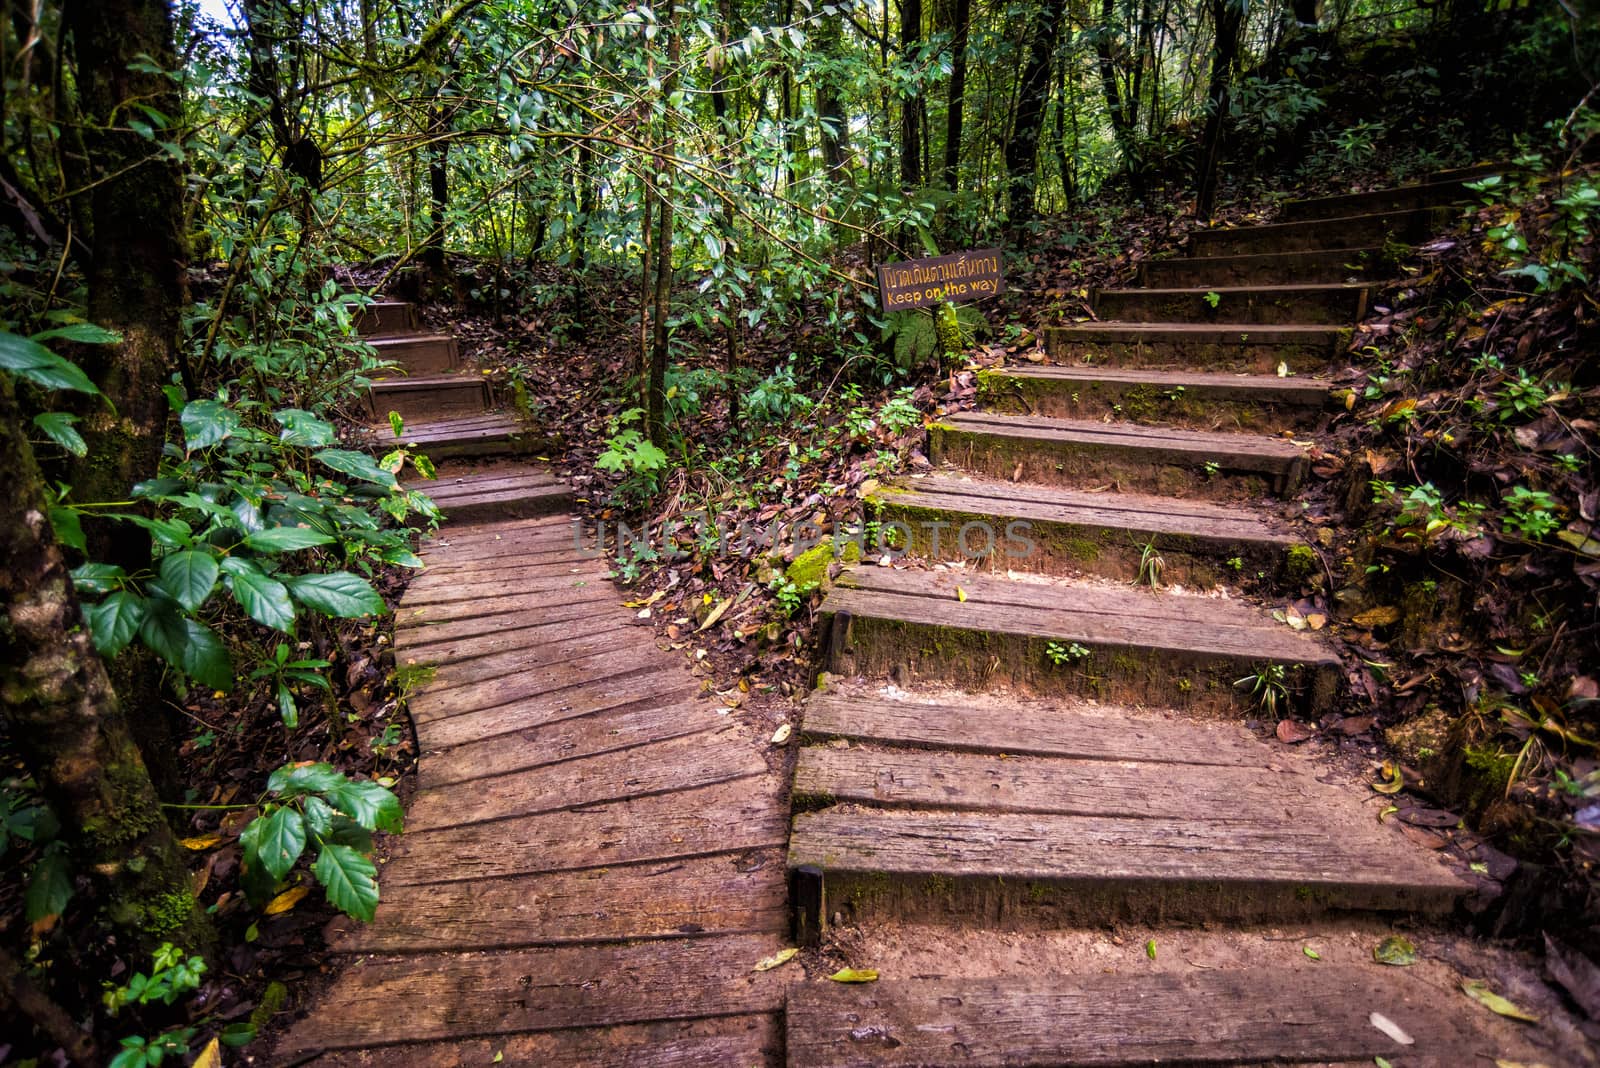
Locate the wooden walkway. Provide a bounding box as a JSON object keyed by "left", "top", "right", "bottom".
{"left": 273, "top": 509, "right": 791, "bottom": 1065}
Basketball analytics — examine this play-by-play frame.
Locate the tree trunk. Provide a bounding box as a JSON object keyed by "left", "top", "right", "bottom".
{"left": 1095, "top": 0, "right": 1143, "bottom": 189}
{"left": 941, "top": 0, "right": 971, "bottom": 190}
{"left": 1005, "top": 0, "right": 1065, "bottom": 224}
{"left": 899, "top": 0, "right": 925, "bottom": 190}
{"left": 646, "top": 12, "right": 681, "bottom": 448}
{"left": 1195, "top": 0, "right": 1245, "bottom": 219}
{"left": 0, "top": 376, "right": 213, "bottom": 958}
{"left": 816, "top": 13, "right": 852, "bottom": 179}
{"left": 424, "top": 95, "right": 449, "bottom": 276}
{"left": 711, "top": 4, "right": 744, "bottom": 429}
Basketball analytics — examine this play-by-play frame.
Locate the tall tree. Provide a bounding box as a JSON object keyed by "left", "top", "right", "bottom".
{"left": 900, "top": 0, "right": 925, "bottom": 189}
{"left": 1005, "top": 0, "right": 1066, "bottom": 223}
{"left": 646, "top": 6, "right": 681, "bottom": 447}
{"left": 1195, "top": 0, "right": 1246, "bottom": 218}
{"left": 1094, "top": 0, "right": 1142, "bottom": 186}
{"left": 941, "top": 0, "right": 972, "bottom": 189}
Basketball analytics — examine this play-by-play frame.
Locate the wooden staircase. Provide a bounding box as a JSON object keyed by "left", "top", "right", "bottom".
{"left": 789, "top": 176, "right": 1502, "bottom": 1063}
{"left": 355, "top": 299, "right": 570, "bottom": 518}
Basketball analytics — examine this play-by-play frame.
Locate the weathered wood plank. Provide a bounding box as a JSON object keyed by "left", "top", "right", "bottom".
{"left": 273, "top": 933, "right": 790, "bottom": 1056}
{"left": 793, "top": 743, "right": 1327, "bottom": 820}
{"left": 1042, "top": 322, "right": 1343, "bottom": 375}
{"left": 789, "top": 806, "right": 1465, "bottom": 919}
{"left": 329, "top": 849, "right": 788, "bottom": 953}
{"left": 387, "top": 778, "right": 787, "bottom": 885}
{"left": 298, "top": 1013, "right": 782, "bottom": 1068}
{"left": 395, "top": 585, "right": 616, "bottom": 625}
{"left": 402, "top": 570, "right": 605, "bottom": 607}
{"left": 395, "top": 592, "right": 618, "bottom": 649}
{"left": 415, "top": 665, "right": 699, "bottom": 750}
{"left": 407, "top": 626, "right": 646, "bottom": 689}
{"left": 801, "top": 690, "right": 1266, "bottom": 766}
{"left": 407, "top": 726, "right": 766, "bottom": 830}
{"left": 410, "top": 650, "right": 691, "bottom": 725}
{"left": 1093, "top": 282, "right": 1370, "bottom": 325}
{"left": 785, "top": 970, "right": 1480, "bottom": 1066}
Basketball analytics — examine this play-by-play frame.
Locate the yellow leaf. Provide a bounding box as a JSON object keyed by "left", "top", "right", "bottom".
{"left": 1373, "top": 762, "right": 1405, "bottom": 795}
{"left": 264, "top": 886, "right": 310, "bottom": 915}
{"left": 754, "top": 947, "right": 799, "bottom": 972}
{"left": 1378, "top": 805, "right": 1399, "bottom": 823}
{"left": 180, "top": 834, "right": 223, "bottom": 851}
{"left": 622, "top": 590, "right": 666, "bottom": 609}
{"left": 697, "top": 597, "right": 733, "bottom": 632}
{"left": 828, "top": 967, "right": 878, "bottom": 983}
{"left": 1352, "top": 605, "right": 1401, "bottom": 627}
{"left": 956, "top": 587, "right": 967, "bottom": 602}
{"left": 1462, "top": 980, "right": 1539, "bottom": 1022}
{"left": 770, "top": 724, "right": 792, "bottom": 745}
{"left": 192, "top": 1038, "right": 222, "bottom": 1068}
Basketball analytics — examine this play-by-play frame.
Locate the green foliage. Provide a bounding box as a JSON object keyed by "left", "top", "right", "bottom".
{"left": 742, "top": 364, "right": 815, "bottom": 423}
{"left": 1044, "top": 640, "right": 1091, "bottom": 666}
{"left": 1502, "top": 486, "right": 1561, "bottom": 539}
{"left": 1, "top": 776, "right": 72, "bottom": 924}
{"left": 102, "top": 943, "right": 207, "bottom": 1068}
{"left": 1235, "top": 664, "right": 1290, "bottom": 717}
{"left": 596, "top": 407, "right": 670, "bottom": 502}
{"left": 239, "top": 762, "right": 401, "bottom": 922}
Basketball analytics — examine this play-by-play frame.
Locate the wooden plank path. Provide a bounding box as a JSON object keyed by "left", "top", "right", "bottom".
{"left": 272, "top": 507, "right": 791, "bottom": 1065}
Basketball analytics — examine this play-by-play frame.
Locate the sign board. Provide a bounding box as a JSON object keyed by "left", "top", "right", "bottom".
{"left": 876, "top": 248, "right": 1004, "bottom": 311}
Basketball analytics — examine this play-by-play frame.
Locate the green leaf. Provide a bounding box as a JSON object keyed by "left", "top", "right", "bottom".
{"left": 267, "top": 762, "right": 345, "bottom": 797}
{"left": 0, "top": 332, "right": 100, "bottom": 394}
{"left": 387, "top": 411, "right": 404, "bottom": 438}
{"left": 326, "top": 779, "right": 404, "bottom": 834}
{"left": 276, "top": 682, "right": 298, "bottom": 729}
{"left": 274, "top": 408, "right": 336, "bottom": 447}
{"left": 1372, "top": 935, "right": 1417, "bottom": 966}
{"left": 138, "top": 600, "right": 232, "bottom": 690}
{"left": 255, "top": 806, "right": 306, "bottom": 880}
{"left": 24, "top": 843, "right": 72, "bottom": 922}
{"left": 221, "top": 559, "right": 295, "bottom": 631}
{"left": 33, "top": 412, "right": 87, "bottom": 455}
{"left": 159, "top": 550, "right": 220, "bottom": 611}
{"left": 87, "top": 591, "right": 147, "bottom": 657}
{"left": 313, "top": 842, "right": 380, "bottom": 922}
{"left": 180, "top": 399, "right": 240, "bottom": 450}
{"left": 48, "top": 506, "right": 86, "bottom": 552}
{"left": 285, "top": 572, "right": 385, "bottom": 617}
{"left": 31, "top": 322, "right": 122, "bottom": 345}
{"left": 244, "top": 526, "right": 335, "bottom": 552}
{"left": 314, "top": 448, "right": 399, "bottom": 489}
{"left": 1460, "top": 980, "right": 1539, "bottom": 1022}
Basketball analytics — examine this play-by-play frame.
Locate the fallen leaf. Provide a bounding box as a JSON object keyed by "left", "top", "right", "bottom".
{"left": 1353, "top": 605, "right": 1402, "bottom": 627}
{"left": 264, "top": 885, "right": 311, "bottom": 915}
{"left": 1303, "top": 946, "right": 1321, "bottom": 961}
{"left": 1373, "top": 762, "right": 1405, "bottom": 794}
{"left": 1373, "top": 935, "right": 1417, "bottom": 966}
{"left": 192, "top": 1038, "right": 222, "bottom": 1068}
{"left": 770, "top": 723, "right": 792, "bottom": 745}
{"left": 1462, "top": 980, "right": 1538, "bottom": 1022}
{"left": 1146, "top": 939, "right": 1157, "bottom": 960}
{"left": 180, "top": 834, "right": 223, "bottom": 851}
{"left": 754, "top": 947, "right": 799, "bottom": 972}
{"left": 956, "top": 586, "right": 967, "bottom": 602}
{"left": 1378, "top": 805, "right": 1399, "bottom": 823}
{"left": 828, "top": 967, "right": 879, "bottom": 983}
{"left": 1276, "top": 719, "right": 1314, "bottom": 744}
{"left": 1369, "top": 1012, "right": 1414, "bottom": 1045}
{"left": 1543, "top": 933, "right": 1600, "bottom": 1019}
{"left": 697, "top": 597, "right": 733, "bottom": 632}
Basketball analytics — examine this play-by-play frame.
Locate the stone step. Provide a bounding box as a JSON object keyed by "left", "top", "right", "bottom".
{"left": 977, "top": 364, "right": 1328, "bottom": 431}
{"left": 871, "top": 472, "right": 1304, "bottom": 586}
{"left": 365, "top": 411, "right": 537, "bottom": 460}
{"left": 930, "top": 411, "right": 1309, "bottom": 498}
{"left": 820, "top": 566, "right": 1341, "bottom": 714}
{"left": 1280, "top": 177, "right": 1479, "bottom": 222}
{"left": 417, "top": 466, "right": 573, "bottom": 524}
{"left": 357, "top": 300, "right": 418, "bottom": 337}
{"left": 1041, "top": 322, "right": 1345, "bottom": 374}
{"left": 365, "top": 373, "right": 490, "bottom": 422}
{"left": 1188, "top": 205, "right": 1452, "bottom": 256}
{"left": 369, "top": 333, "right": 461, "bottom": 375}
{"left": 1139, "top": 247, "right": 1387, "bottom": 287}
{"left": 786, "top": 968, "right": 1479, "bottom": 1064}
{"left": 1093, "top": 283, "right": 1370, "bottom": 326}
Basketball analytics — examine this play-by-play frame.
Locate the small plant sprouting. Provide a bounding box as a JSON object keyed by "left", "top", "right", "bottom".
{"left": 1162, "top": 385, "right": 1187, "bottom": 402}
{"left": 1203, "top": 291, "right": 1222, "bottom": 309}
{"left": 1045, "top": 640, "right": 1091, "bottom": 666}
{"left": 1203, "top": 460, "right": 1221, "bottom": 479}
{"left": 1136, "top": 539, "right": 1165, "bottom": 588}
{"left": 1502, "top": 485, "right": 1561, "bottom": 539}
{"left": 1235, "top": 663, "right": 1290, "bottom": 717}
{"left": 1225, "top": 556, "right": 1244, "bottom": 572}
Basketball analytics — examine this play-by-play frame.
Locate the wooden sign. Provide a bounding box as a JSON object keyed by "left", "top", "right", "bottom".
{"left": 877, "top": 248, "right": 1004, "bottom": 311}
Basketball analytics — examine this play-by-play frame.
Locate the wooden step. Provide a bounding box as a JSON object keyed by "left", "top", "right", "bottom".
{"left": 871, "top": 473, "right": 1302, "bottom": 585}
{"left": 1042, "top": 322, "right": 1344, "bottom": 374}
{"left": 1187, "top": 206, "right": 1452, "bottom": 256}
{"left": 821, "top": 566, "right": 1341, "bottom": 713}
{"left": 976, "top": 365, "right": 1328, "bottom": 432}
{"left": 786, "top": 969, "right": 1480, "bottom": 1065}
{"left": 418, "top": 467, "right": 572, "bottom": 523}
{"left": 367, "top": 411, "right": 538, "bottom": 460}
{"left": 1281, "top": 177, "right": 1478, "bottom": 222}
{"left": 369, "top": 333, "right": 461, "bottom": 375}
{"left": 1139, "top": 247, "right": 1387, "bottom": 287}
{"left": 930, "top": 411, "right": 1309, "bottom": 498}
{"left": 366, "top": 373, "right": 490, "bottom": 422}
{"left": 1092, "top": 283, "right": 1370, "bottom": 325}
{"left": 356, "top": 300, "right": 417, "bottom": 337}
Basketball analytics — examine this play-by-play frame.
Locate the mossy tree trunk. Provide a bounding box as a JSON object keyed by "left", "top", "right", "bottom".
{"left": 0, "top": 377, "right": 213, "bottom": 958}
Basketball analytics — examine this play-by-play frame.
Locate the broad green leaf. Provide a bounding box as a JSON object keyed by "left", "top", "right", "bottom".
{"left": 285, "top": 572, "right": 385, "bottom": 617}
{"left": 117, "top": 512, "right": 195, "bottom": 549}
{"left": 827, "top": 967, "right": 878, "bottom": 983}
{"left": 313, "top": 842, "right": 380, "bottom": 922}
{"left": 1373, "top": 935, "right": 1417, "bottom": 966}
{"left": 314, "top": 448, "right": 399, "bottom": 489}
{"left": 387, "top": 411, "right": 404, "bottom": 438}
{"left": 267, "top": 762, "right": 345, "bottom": 796}
{"left": 48, "top": 506, "right": 86, "bottom": 552}
{"left": 180, "top": 399, "right": 241, "bottom": 450}
{"left": 276, "top": 682, "right": 298, "bottom": 728}
{"left": 1461, "top": 980, "right": 1538, "bottom": 1022}
{"left": 301, "top": 795, "right": 336, "bottom": 838}
{"left": 33, "top": 412, "right": 87, "bottom": 455}
{"left": 256, "top": 806, "right": 307, "bottom": 880}
{"left": 274, "top": 408, "right": 337, "bottom": 447}
{"left": 326, "top": 779, "right": 403, "bottom": 834}
{"left": 244, "top": 526, "right": 335, "bottom": 552}
{"left": 159, "top": 550, "right": 220, "bottom": 611}
{"left": 87, "top": 591, "right": 147, "bottom": 657}
{"left": 30, "top": 322, "right": 122, "bottom": 345}
{"left": 0, "top": 332, "right": 100, "bottom": 394}
{"left": 70, "top": 562, "right": 125, "bottom": 596}
{"left": 24, "top": 843, "right": 72, "bottom": 922}
{"left": 222, "top": 559, "right": 295, "bottom": 631}
{"left": 138, "top": 600, "right": 232, "bottom": 690}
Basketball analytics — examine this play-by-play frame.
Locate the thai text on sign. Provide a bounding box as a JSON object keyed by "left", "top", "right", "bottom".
{"left": 876, "top": 249, "right": 1004, "bottom": 311}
